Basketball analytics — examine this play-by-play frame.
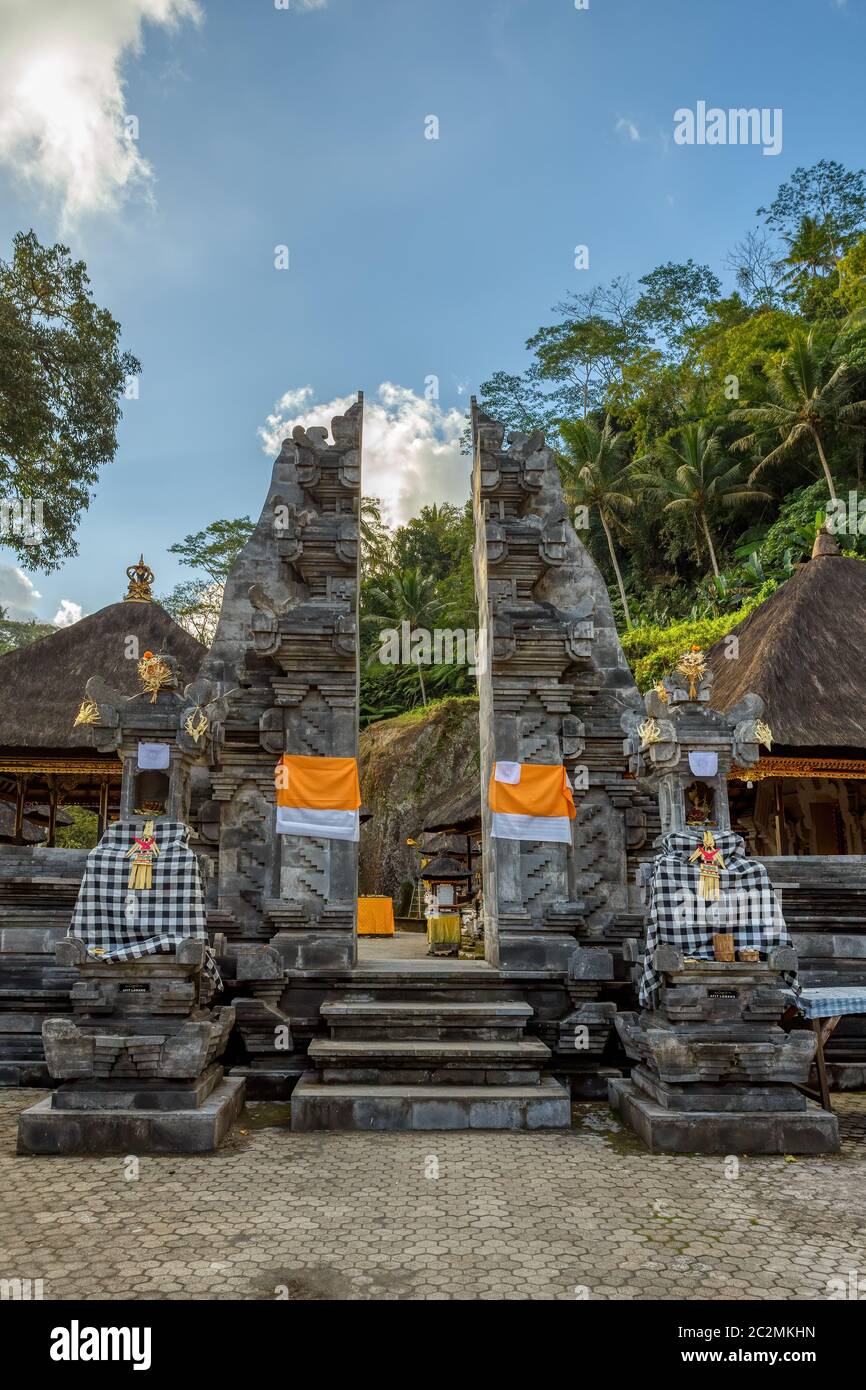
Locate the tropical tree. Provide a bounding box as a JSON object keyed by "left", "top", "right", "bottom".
{"left": 359, "top": 496, "right": 392, "bottom": 577}
{"left": 775, "top": 215, "right": 839, "bottom": 311}
{"left": 558, "top": 416, "right": 636, "bottom": 628}
{"left": 161, "top": 515, "right": 255, "bottom": 644}
{"left": 758, "top": 160, "right": 866, "bottom": 263}
{"left": 634, "top": 259, "right": 722, "bottom": 353}
{"left": 634, "top": 424, "right": 769, "bottom": 577}
{"left": 0, "top": 230, "right": 140, "bottom": 569}
{"left": 732, "top": 330, "right": 866, "bottom": 501}
{"left": 362, "top": 566, "right": 447, "bottom": 705}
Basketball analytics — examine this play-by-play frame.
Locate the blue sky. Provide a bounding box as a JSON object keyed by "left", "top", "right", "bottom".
{"left": 1, "top": 0, "right": 864, "bottom": 623}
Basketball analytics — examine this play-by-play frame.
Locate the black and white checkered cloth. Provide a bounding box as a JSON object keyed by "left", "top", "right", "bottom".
{"left": 69, "top": 820, "right": 209, "bottom": 962}
{"left": 639, "top": 830, "right": 793, "bottom": 1009}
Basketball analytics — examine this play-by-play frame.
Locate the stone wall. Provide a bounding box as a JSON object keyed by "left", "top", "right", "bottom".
{"left": 358, "top": 697, "right": 479, "bottom": 900}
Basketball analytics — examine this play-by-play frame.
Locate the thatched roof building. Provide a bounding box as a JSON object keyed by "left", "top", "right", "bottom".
{"left": 707, "top": 529, "right": 866, "bottom": 752}
{"left": 0, "top": 558, "right": 204, "bottom": 844}
{"left": 707, "top": 530, "right": 866, "bottom": 854}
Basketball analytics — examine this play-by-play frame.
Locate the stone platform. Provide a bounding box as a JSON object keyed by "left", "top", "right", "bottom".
{"left": 609, "top": 1076, "right": 839, "bottom": 1154}
{"left": 17, "top": 1072, "right": 245, "bottom": 1154}
{"left": 292, "top": 1074, "right": 570, "bottom": 1131}
{"left": 291, "top": 984, "right": 572, "bottom": 1129}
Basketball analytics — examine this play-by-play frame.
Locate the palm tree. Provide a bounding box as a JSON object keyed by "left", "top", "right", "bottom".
{"left": 362, "top": 566, "right": 446, "bottom": 705}
{"left": 558, "top": 416, "right": 636, "bottom": 629}
{"left": 359, "top": 496, "right": 391, "bottom": 576}
{"left": 732, "top": 330, "right": 866, "bottom": 501}
{"left": 634, "top": 424, "right": 769, "bottom": 578}
{"left": 776, "top": 214, "right": 836, "bottom": 296}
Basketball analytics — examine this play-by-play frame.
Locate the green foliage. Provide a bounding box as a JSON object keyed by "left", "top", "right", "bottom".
{"left": 54, "top": 806, "right": 99, "bottom": 850}
{"left": 622, "top": 585, "right": 776, "bottom": 690}
{"left": 0, "top": 614, "right": 56, "bottom": 654}
{"left": 161, "top": 515, "right": 255, "bottom": 643}
{"left": 167, "top": 516, "right": 254, "bottom": 583}
{"left": 0, "top": 230, "right": 140, "bottom": 570}
{"left": 758, "top": 480, "right": 836, "bottom": 567}
{"left": 635, "top": 259, "right": 722, "bottom": 353}
{"left": 757, "top": 160, "right": 866, "bottom": 260}
{"left": 360, "top": 662, "right": 475, "bottom": 727}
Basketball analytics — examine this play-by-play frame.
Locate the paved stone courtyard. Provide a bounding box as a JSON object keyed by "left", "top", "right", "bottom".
{"left": 1, "top": 1088, "right": 865, "bottom": 1301}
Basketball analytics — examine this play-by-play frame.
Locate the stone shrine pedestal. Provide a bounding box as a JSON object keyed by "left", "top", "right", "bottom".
{"left": 17, "top": 938, "right": 244, "bottom": 1155}
{"left": 609, "top": 946, "right": 839, "bottom": 1153}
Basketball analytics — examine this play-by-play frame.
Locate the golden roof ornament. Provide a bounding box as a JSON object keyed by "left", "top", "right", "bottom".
{"left": 124, "top": 554, "right": 154, "bottom": 603}
{"left": 637, "top": 717, "right": 662, "bottom": 746}
{"left": 137, "top": 651, "right": 173, "bottom": 703}
{"left": 754, "top": 718, "right": 773, "bottom": 750}
{"left": 675, "top": 646, "right": 707, "bottom": 700}
{"left": 184, "top": 706, "right": 209, "bottom": 744}
{"left": 73, "top": 697, "right": 100, "bottom": 728}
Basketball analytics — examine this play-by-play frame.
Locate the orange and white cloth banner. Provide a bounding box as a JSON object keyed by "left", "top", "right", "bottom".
{"left": 488, "top": 762, "right": 576, "bottom": 844}
{"left": 275, "top": 754, "right": 361, "bottom": 842}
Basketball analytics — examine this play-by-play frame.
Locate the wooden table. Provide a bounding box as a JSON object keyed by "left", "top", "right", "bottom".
{"left": 787, "top": 987, "right": 866, "bottom": 1112}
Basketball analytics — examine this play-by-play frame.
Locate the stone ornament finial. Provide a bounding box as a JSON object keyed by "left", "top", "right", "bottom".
{"left": 811, "top": 524, "right": 841, "bottom": 560}
{"left": 124, "top": 554, "right": 155, "bottom": 603}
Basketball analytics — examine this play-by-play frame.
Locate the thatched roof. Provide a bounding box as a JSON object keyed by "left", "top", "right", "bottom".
{"left": 422, "top": 854, "right": 472, "bottom": 881}
{"left": 422, "top": 785, "right": 481, "bottom": 835}
{"left": 0, "top": 600, "right": 205, "bottom": 751}
{"left": 0, "top": 802, "right": 72, "bottom": 843}
{"left": 706, "top": 532, "right": 866, "bottom": 750}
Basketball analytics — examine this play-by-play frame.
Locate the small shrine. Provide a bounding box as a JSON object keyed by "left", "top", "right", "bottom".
{"left": 17, "top": 652, "right": 245, "bottom": 1153}
{"left": 421, "top": 853, "right": 472, "bottom": 957}
{"left": 611, "top": 650, "right": 840, "bottom": 1153}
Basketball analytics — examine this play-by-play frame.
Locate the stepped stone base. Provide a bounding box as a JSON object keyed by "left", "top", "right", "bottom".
{"left": 17, "top": 1075, "right": 245, "bottom": 1155}
{"left": 609, "top": 1077, "right": 839, "bottom": 1154}
{"left": 51, "top": 1062, "right": 225, "bottom": 1111}
{"left": 291, "top": 1073, "right": 570, "bottom": 1131}
{"left": 629, "top": 1063, "right": 807, "bottom": 1113}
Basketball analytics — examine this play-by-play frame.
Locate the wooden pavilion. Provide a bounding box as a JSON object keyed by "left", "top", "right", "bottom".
{"left": 0, "top": 558, "right": 205, "bottom": 846}
{"left": 707, "top": 529, "right": 866, "bottom": 856}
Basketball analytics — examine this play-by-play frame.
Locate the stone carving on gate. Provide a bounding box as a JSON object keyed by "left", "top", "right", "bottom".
{"left": 200, "top": 396, "right": 363, "bottom": 975}
{"left": 471, "top": 403, "right": 651, "bottom": 985}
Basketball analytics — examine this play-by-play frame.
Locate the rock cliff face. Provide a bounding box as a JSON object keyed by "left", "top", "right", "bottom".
{"left": 358, "top": 698, "right": 480, "bottom": 904}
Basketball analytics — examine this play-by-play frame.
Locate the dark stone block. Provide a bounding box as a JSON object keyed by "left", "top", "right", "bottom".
{"left": 51, "top": 1063, "right": 223, "bottom": 1111}
{"left": 17, "top": 1075, "right": 245, "bottom": 1154}
{"left": 630, "top": 1064, "right": 807, "bottom": 1113}
{"left": 609, "top": 1077, "right": 839, "bottom": 1154}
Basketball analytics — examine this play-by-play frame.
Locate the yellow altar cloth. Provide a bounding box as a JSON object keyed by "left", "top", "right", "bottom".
{"left": 357, "top": 896, "right": 396, "bottom": 936}
{"left": 426, "top": 913, "right": 461, "bottom": 952}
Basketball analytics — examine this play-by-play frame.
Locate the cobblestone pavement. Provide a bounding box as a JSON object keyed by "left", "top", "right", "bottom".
{"left": 1, "top": 1089, "right": 864, "bottom": 1301}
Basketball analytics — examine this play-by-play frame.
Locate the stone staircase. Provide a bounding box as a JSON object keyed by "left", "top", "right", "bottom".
{"left": 0, "top": 848, "right": 86, "bottom": 1084}
{"left": 291, "top": 985, "right": 571, "bottom": 1130}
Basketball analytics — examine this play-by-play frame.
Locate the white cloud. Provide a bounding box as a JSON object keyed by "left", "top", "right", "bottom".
{"left": 52, "top": 599, "right": 84, "bottom": 627}
{"left": 615, "top": 118, "right": 643, "bottom": 143}
{"left": 0, "top": 0, "right": 201, "bottom": 227}
{"left": 0, "top": 564, "right": 42, "bottom": 620}
{"left": 258, "top": 383, "right": 469, "bottom": 527}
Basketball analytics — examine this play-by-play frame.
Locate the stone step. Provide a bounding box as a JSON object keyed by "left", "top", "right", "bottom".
{"left": 291, "top": 1073, "right": 571, "bottom": 1131}
{"left": 320, "top": 996, "right": 532, "bottom": 1039}
{"left": 308, "top": 1035, "right": 549, "bottom": 1086}
{"left": 309, "top": 1036, "right": 549, "bottom": 1065}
